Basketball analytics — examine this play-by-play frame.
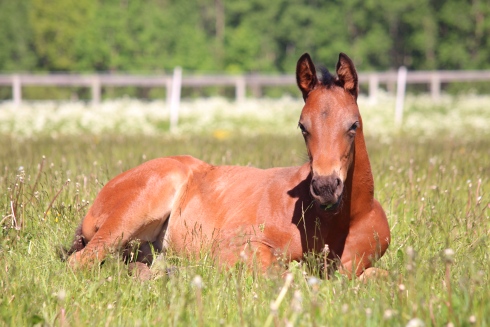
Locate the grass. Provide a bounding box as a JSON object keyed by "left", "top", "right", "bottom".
{"left": 1, "top": 98, "right": 490, "bottom": 326}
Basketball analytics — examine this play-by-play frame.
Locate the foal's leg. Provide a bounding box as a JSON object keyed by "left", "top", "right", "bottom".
{"left": 339, "top": 200, "right": 391, "bottom": 279}
{"left": 218, "top": 240, "right": 279, "bottom": 275}
{"left": 67, "top": 157, "right": 190, "bottom": 269}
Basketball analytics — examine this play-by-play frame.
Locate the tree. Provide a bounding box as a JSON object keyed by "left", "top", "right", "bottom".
{"left": 74, "top": 0, "right": 217, "bottom": 72}
{"left": 0, "top": 0, "right": 36, "bottom": 71}
{"left": 30, "top": 0, "right": 95, "bottom": 71}
{"left": 436, "top": 0, "right": 490, "bottom": 69}
{"left": 3, "top": 0, "right": 490, "bottom": 74}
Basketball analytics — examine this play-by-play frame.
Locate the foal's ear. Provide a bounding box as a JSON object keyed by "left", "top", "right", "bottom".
{"left": 296, "top": 53, "right": 318, "bottom": 101}
{"left": 336, "top": 53, "right": 358, "bottom": 99}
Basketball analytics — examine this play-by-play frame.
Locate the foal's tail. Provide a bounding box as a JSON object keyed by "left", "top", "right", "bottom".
{"left": 58, "top": 223, "right": 86, "bottom": 261}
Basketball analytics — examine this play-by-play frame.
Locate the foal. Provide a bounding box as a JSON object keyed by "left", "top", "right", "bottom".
{"left": 67, "top": 53, "right": 390, "bottom": 279}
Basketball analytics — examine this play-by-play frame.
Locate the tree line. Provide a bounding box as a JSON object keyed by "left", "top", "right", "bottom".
{"left": 0, "top": 0, "right": 488, "bottom": 74}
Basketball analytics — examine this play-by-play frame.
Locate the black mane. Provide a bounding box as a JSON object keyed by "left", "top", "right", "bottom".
{"left": 319, "top": 66, "right": 336, "bottom": 87}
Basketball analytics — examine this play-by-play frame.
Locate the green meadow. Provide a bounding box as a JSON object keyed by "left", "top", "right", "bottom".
{"left": 1, "top": 96, "right": 489, "bottom": 326}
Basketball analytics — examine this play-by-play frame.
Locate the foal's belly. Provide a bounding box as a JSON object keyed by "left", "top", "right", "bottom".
{"left": 165, "top": 165, "right": 306, "bottom": 261}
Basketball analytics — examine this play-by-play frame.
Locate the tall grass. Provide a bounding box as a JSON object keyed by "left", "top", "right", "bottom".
{"left": 1, "top": 96, "right": 489, "bottom": 326}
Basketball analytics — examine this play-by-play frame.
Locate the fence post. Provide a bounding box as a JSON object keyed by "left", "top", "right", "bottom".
{"left": 249, "top": 74, "right": 262, "bottom": 98}
{"left": 235, "top": 76, "right": 246, "bottom": 102}
{"left": 12, "top": 75, "right": 21, "bottom": 107}
{"left": 165, "top": 77, "right": 172, "bottom": 109}
{"left": 170, "top": 67, "right": 182, "bottom": 131}
{"left": 430, "top": 72, "right": 441, "bottom": 101}
{"left": 395, "top": 66, "right": 407, "bottom": 126}
{"left": 91, "top": 75, "right": 101, "bottom": 106}
{"left": 368, "top": 73, "right": 379, "bottom": 104}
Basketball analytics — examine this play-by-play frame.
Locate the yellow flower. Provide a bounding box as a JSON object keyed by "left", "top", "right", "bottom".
{"left": 212, "top": 129, "right": 230, "bottom": 140}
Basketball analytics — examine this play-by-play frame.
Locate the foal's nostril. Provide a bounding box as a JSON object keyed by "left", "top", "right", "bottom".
{"left": 336, "top": 177, "right": 341, "bottom": 187}
{"left": 311, "top": 179, "right": 321, "bottom": 196}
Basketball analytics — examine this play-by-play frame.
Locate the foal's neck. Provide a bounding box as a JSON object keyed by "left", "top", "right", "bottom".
{"left": 348, "top": 127, "right": 375, "bottom": 216}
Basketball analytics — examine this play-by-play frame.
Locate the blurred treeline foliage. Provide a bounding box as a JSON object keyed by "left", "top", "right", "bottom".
{"left": 1, "top": 0, "right": 489, "bottom": 74}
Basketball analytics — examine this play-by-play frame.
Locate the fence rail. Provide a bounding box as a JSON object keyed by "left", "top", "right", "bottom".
{"left": 1, "top": 69, "right": 490, "bottom": 107}
{"left": 2, "top": 68, "right": 490, "bottom": 127}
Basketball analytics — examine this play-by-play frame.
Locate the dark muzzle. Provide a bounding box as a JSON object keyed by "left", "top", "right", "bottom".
{"left": 310, "top": 173, "right": 343, "bottom": 211}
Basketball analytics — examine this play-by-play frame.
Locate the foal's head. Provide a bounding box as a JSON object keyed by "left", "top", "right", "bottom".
{"left": 296, "top": 53, "right": 360, "bottom": 211}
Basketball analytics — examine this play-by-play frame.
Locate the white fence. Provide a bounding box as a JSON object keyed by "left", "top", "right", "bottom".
{"left": 1, "top": 68, "right": 490, "bottom": 127}
{"left": 2, "top": 69, "right": 490, "bottom": 104}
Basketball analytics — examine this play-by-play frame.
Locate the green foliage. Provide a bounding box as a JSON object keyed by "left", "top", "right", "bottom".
{"left": 437, "top": 0, "right": 490, "bottom": 69}
{"left": 1, "top": 0, "right": 490, "bottom": 73}
{"left": 0, "top": 0, "right": 36, "bottom": 71}
{"left": 29, "top": 0, "right": 95, "bottom": 71}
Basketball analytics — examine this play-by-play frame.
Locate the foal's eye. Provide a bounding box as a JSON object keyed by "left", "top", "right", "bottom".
{"left": 349, "top": 121, "right": 359, "bottom": 134}
{"left": 298, "top": 123, "right": 308, "bottom": 135}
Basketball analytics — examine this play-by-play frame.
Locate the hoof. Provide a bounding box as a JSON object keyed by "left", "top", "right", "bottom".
{"left": 359, "top": 267, "right": 389, "bottom": 283}
{"left": 128, "top": 262, "right": 152, "bottom": 281}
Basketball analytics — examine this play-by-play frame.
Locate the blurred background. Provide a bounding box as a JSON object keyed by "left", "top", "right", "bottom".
{"left": 1, "top": 0, "right": 490, "bottom": 100}
{"left": 1, "top": 0, "right": 490, "bottom": 138}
